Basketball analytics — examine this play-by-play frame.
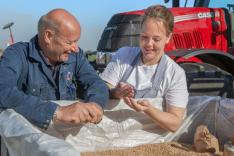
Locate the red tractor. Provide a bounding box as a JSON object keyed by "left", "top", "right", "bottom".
{"left": 92, "top": 0, "right": 234, "bottom": 98}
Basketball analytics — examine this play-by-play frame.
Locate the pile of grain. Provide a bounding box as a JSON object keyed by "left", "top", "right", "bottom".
{"left": 81, "top": 142, "right": 222, "bottom": 156}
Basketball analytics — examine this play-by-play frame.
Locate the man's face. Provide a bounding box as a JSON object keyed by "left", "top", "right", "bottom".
{"left": 140, "top": 18, "right": 171, "bottom": 64}
{"left": 45, "top": 24, "right": 80, "bottom": 64}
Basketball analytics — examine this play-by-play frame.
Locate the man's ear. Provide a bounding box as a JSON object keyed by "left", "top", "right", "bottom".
{"left": 166, "top": 33, "right": 172, "bottom": 44}
{"left": 44, "top": 29, "right": 54, "bottom": 45}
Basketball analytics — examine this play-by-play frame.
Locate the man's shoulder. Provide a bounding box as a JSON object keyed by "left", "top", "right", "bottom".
{"left": 2, "top": 42, "right": 29, "bottom": 58}
{"left": 7, "top": 42, "right": 28, "bottom": 50}
{"left": 69, "top": 48, "right": 84, "bottom": 57}
{"left": 66, "top": 48, "right": 86, "bottom": 65}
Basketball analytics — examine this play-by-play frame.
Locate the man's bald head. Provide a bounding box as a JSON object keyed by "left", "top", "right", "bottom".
{"left": 37, "top": 9, "right": 81, "bottom": 64}
{"left": 38, "top": 9, "right": 81, "bottom": 37}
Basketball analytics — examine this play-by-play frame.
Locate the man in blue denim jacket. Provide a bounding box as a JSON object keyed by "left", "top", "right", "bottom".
{"left": 0, "top": 9, "right": 109, "bottom": 129}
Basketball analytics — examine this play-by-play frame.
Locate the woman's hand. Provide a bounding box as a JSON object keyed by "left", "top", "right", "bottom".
{"left": 123, "top": 97, "right": 152, "bottom": 112}
{"left": 123, "top": 97, "right": 186, "bottom": 132}
{"left": 110, "top": 82, "right": 134, "bottom": 99}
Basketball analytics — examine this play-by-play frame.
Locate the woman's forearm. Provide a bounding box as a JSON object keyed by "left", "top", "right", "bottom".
{"left": 144, "top": 107, "right": 184, "bottom": 132}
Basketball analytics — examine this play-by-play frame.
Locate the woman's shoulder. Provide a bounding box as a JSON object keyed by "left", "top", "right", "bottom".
{"left": 164, "top": 55, "right": 185, "bottom": 74}
{"left": 113, "top": 47, "right": 140, "bottom": 64}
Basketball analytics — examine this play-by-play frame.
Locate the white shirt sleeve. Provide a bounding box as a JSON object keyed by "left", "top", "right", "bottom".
{"left": 100, "top": 59, "right": 120, "bottom": 87}
{"left": 165, "top": 65, "right": 189, "bottom": 108}
{"left": 100, "top": 47, "right": 140, "bottom": 87}
{"left": 100, "top": 47, "right": 127, "bottom": 87}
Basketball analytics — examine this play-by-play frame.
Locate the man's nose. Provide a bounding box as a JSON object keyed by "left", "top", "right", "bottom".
{"left": 71, "top": 43, "right": 79, "bottom": 53}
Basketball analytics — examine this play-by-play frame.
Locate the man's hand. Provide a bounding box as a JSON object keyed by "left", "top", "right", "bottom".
{"left": 110, "top": 82, "right": 134, "bottom": 99}
{"left": 56, "top": 102, "right": 103, "bottom": 124}
{"left": 123, "top": 97, "right": 152, "bottom": 112}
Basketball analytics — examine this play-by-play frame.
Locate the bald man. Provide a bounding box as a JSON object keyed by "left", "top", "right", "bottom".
{"left": 0, "top": 9, "right": 109, "bottom": 129}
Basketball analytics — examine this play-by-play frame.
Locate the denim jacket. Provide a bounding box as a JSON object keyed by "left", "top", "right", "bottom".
{"left": 0, "top": 36, "right": 109, "bottom": 129}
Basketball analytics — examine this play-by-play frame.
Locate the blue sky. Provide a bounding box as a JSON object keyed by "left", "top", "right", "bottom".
{"left": 0, "top": 0, "right": 233, "bottom": 51}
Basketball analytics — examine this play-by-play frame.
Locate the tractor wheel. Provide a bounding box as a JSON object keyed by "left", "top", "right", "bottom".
{"left": 179, "top": 62, "right": 234, "bottom": 98}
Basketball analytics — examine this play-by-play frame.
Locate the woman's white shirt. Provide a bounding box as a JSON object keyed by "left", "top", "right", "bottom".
{"left": 100, "top": 47, "right": 188, "bottom": 108}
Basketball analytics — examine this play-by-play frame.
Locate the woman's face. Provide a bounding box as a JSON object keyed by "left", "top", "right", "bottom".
{"left": 140, "top": 18, "right": 171, "bottom": 65}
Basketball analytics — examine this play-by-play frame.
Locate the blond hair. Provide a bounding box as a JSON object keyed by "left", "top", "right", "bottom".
{"left": 142, "top": 5, "right": 174, "bottom": 36}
